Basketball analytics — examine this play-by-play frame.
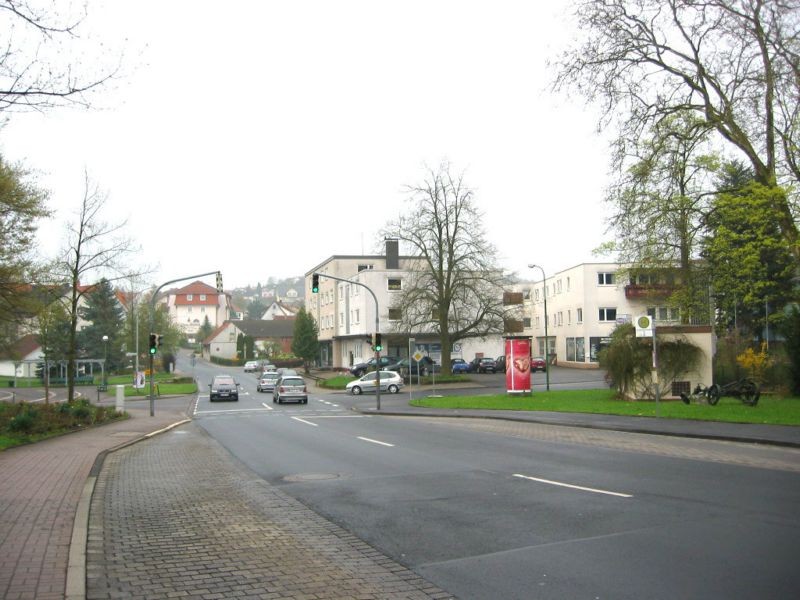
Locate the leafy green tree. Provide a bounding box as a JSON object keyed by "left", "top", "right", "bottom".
{"left": 247, "top": 298, "right": 267, "bottom": 319}
{"left": 35, "top": 299, "right": 71, "bottom": 400}
{"left": 0, "top": 155, "right": 50, "bottom": 347}
{"left": 779, "top": 306, "right": 800, "bottom": 395}
{"left": 703, "top": 182, "right": 795, "bottom": 341}
{"left": 292, "top": 308, "right": 319, "bottom": 373}
{"left": 554, "top": 0, "right": 800, "bottom": 259}
{"left": 78, "top": 279, "right": 125, "bottom": 374}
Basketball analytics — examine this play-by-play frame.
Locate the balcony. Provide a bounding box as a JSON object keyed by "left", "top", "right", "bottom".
{"left": 624, "top": 284, "right": 674, "bottom": 299}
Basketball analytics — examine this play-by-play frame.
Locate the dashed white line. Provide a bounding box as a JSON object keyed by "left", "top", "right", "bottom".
{"left": 357, "top": 436, "right": 394, "bottom": 447}
{"left": 292, "top": 417, "right": 319, "bottom": 427}
{"left": 513, "top": 474, "right": 633, "bottom": 498}
{"left": 261, "top": 402, "right": 273, "bottom": 410}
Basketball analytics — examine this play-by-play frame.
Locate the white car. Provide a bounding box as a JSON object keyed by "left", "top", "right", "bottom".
{"left": 243, "top": 361, "right": 259, "bottom": 372}
{"left": 346, "top": 370, "right": 403, "bottom": 395}
{"left": 257, "top": 372, "right": 280, "bottom": 392}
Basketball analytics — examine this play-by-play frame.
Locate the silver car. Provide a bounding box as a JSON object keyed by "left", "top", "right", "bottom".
{"left": 257, "top": 372, "right": 280, "bottom": 393}
{"left": 346, "top": 370, "right": 403, "bottom": 395}
{"left": 273, "top": 375, "right": 308, "bottom": 404}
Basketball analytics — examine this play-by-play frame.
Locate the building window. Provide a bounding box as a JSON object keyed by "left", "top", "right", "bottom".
{"left": 200, "top": 294, "right": 206, "bottom": 301}
{"left": 599, "top": 307, "right": 617, "bottom": 321}
{"left": 523, "top": 289, "right": 531, "bottom": 300}
{"left": 358, "top": 264, "right": 374, "bottom": 272}
{"left": 567, "top": 310, "right": 571, "bottom": 324}
{"left": 187, "top": 294, "right": 193, "bottom": 301}
{"left": 534, "top": 289, "right": 540, "bottom": 302}
{"left": 388, "top": 278, "right": 402, "bottom": 291}
{"left": 577, "top": 308, "right": 583, "bottom": 323}
{"left": 597, "top": 272, "right": 615, "bottom": 285}
{"left": 523, "top": 317, "right": 531, "bottom": 328}
{"left": 388, "top": 308, "right": 402, "bottom": 321}
{"left": 567, "top": 277, "right": 571, "bottom": 291}
{"left": 187, "top": 306, "right": 192, "bottom": 313}
{"left": 566, "top": 337, "right": 576, "bottom": 361}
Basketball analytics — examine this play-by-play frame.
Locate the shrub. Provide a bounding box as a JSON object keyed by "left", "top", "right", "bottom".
{"left": 9, "top": 412, "right": 35, "bottom": 433}
{"left": 736, "top": 343, "right": 772, "bottom": 383}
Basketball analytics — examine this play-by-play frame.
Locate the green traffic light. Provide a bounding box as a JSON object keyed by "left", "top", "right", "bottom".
{"left": 149, "top": 347, "right": 157, "bottom": 355}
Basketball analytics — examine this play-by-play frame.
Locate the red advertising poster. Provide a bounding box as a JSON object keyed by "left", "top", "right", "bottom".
{"left": 505, "top": 337, "right": 531, "bottom": 394}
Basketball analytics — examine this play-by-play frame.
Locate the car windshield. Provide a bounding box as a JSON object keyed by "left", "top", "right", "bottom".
{"left": 213, "top": 377, "right": 234, "bottom": 386}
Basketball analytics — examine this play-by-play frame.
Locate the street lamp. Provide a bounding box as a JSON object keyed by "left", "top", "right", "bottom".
{"left": 527, "top": 264, "right": 550, "bottom": 391}
{"left": 102, "top": 335, "right": 109, "bottom": 386}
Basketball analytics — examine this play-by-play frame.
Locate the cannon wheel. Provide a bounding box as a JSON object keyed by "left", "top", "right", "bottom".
{"left": 707, "top": 384, "right": 721, "bottom": 406}
{"left": 739, "top": 379, "right": 760, "bottom": 406}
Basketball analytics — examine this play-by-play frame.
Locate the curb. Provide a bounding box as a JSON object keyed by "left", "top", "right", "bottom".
{"left": 65, "top": 418, "right": 191, "bottom": 600}
{"left": 352, "top": 406, "right": 800, "bottom": 449}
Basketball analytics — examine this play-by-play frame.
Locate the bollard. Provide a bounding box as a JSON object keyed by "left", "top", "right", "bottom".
{"left": 115, "top": 385, "right": 125, "bottom": 412}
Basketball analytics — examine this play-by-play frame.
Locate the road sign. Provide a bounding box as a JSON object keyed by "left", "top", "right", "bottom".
{"left": 413, "top": 350, "right": 424, "bottom": 362}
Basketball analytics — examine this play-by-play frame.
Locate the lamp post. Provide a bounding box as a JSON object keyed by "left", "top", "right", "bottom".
{"left": 102, "top": 335, "right": 109, "bottom": 386}
{"left": 527, "top": 264, "right": 550, "bottom": 391}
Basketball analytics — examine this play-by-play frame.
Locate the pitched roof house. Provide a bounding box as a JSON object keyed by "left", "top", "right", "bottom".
{"left": 203, "top": 319, "right": 295, "bottom": 361}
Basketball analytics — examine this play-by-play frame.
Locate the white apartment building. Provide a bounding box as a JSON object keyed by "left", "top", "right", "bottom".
{"left": 518, "top": 262, "right": 707, "bottom": 367}
{"left": 306, "top": 240, "right": 502, "bottom": 369}
{"left": 161, "top": 281, "right": 231, "bottom": 337}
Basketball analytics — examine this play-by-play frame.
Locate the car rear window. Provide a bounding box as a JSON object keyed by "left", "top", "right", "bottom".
{"left": 281, "top": 377, "right": 304, "bottom": 385}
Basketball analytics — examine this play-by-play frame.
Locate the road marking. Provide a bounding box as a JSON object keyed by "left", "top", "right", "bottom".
{"left": 261, "top": 403, "right": 273, "bottom": 410}
{"left": 197, "top": 408, "right": 272, "bottom": 415}
{"left": 292, "top": 417, "right": 319, "bottom": 427}
{"left": 310, "top": 415, "right": 368, "bottom": 418}
{"left": 357, "top": 436, "right": 394, "bottom": 447}
{"left": 513, "top": 474, "right": 633, "bottom": 498}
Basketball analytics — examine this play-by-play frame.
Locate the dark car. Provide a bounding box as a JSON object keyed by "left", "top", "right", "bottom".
{"left": 451, "top": 358, "right": 471, "bottom": 374}
{"left": 471, "top": 357, "right": 497, "bottom": 373}
{"left": 209, "top": 375, "right": 239, "bottom": 401}
{"left": 386, "top": 356, "right": 441, "bottom": 377}
{"left": 531, "top": 356, "right": 547, "bottom": 372}
{"left": 495, "top": 355, "right": 507, "bottom": 372}
{"left": 349, "top": 356, "right": 400, "bottom": 377}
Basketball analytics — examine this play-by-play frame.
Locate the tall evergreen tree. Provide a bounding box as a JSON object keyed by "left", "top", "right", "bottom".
{"left": 292, "top": 308, "right": 319, "bottom": 373}
{"left": 78, "top": 279, "right": 125, "bottom": 373}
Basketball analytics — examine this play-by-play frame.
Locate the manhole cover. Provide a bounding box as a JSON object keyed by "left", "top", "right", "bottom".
{"left": 283, "top": 473, "right": 341, "bottom": 482}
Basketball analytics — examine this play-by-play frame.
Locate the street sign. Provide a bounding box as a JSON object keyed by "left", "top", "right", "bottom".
{"left": 413, "top": 350, "right": 424, "bottom": 362}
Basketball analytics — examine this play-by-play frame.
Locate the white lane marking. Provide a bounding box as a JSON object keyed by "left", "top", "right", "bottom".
{"left": 513, "top": 474, "right": 633, "bottom": 498}
{"left": 198, "top": 408, "right": 272, "bottom": 414}
{"left": 309, "top": 415, "right": 368, "bottom": 418}
{"left": 357, "top": 436, "right": 394, "bottom": 447}
{"left": 292, "top": 417, "right": 319, "bottom": 427}
{"left": 261, "top": 402, "right": 273, "bottom": 410}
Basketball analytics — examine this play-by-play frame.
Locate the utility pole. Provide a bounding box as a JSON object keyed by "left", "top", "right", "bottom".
{"left": 313, "top": 272, "right": 382, "bottom": 410}
{"left": 149, "top": 270, "right": 222, "bottom": 416}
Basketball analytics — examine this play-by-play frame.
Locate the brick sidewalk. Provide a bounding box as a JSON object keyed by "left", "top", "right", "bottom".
{"left": 86, "top": 422, "right": 453, "bottom": 600}
{"left": 0, "top": 404, "right": 189, "bottom": 600}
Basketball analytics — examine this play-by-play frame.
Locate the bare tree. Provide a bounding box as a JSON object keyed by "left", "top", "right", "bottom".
{"left": 381, "top": 163, "right": 512, "bottom": 372}
{"left": 553, "top": 0, "right": 800, "bottom": 257}
{"left": 0, "top": 0, "right": 120, "bottom": 113}
{"left": 54, "top": 171, "right": 142, "bottom": 401}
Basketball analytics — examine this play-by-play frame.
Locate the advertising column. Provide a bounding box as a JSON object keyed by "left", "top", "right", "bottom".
{"left": 505, "top": 336, "right": 532, "bottom": 395}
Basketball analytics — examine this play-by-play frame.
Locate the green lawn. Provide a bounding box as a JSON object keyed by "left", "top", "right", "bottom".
{"left": 411, "top": 389, "right": 800, "bottom": 426}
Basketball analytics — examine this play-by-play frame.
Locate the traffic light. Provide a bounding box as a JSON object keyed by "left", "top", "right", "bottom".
{"left": 374, "top": 333, "right": 383, "bottom": 352}
{"left": 216, "top": 271, "right": 223, "bottom": 293}
{"left": 311, "top": 274, "right": 319, "bottom": 293}
{"left": 157, "top": 334, "right": 164, "bottom": 348}
{"left": 149, "top": 333, "right": 157, "bottom": 355}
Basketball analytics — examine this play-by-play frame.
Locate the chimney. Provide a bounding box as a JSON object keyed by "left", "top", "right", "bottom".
{"left": 385, "top": 238, "right": 399, "bottom": 269}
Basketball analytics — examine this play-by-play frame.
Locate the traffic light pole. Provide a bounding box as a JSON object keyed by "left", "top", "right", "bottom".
{"left": 313, "top": 272, "right": 382, "bottom": 410}
{"left": 149, "top": 271, "right": 222, "bottom": 416}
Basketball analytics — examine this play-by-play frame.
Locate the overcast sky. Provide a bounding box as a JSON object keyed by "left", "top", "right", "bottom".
{"left": 1, "top": 0, "right": 613, "bottom": 291}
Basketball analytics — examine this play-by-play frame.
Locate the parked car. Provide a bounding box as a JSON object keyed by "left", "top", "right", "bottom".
{"left": 346, "top": 370, "right": 403, "bottom": 395}
{"left": 471, "top": 357, "right": 497, "bottom": 373}
{"left": 273, "top": 375, "right": 308, "bottom": 404}
{"left": 349, "top": 356, "right": 400, "bottom": 377}
{"left": 495, "top": 355, "right": 506, "bottom": 372}
{"left": 386, "top": 356, "right": 441, "bottom": 377}
{"left": 209, "top": 375, "right": 240, "bottom": 401}
{"left": 451, "top": 358, "right": 471, "bottom": 374}
{"left": 243, "top": 361, "right": 259, "bottom": 373}
{"left": 256, "top": 371, "right": 280, "bottom": 392}
{"left": 531, "top": 356, "right": 547, "bottom": 372}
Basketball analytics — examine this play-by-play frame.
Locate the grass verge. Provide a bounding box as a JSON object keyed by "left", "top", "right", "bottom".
{"left": 410, "top": 389, "right": 800, "bottom": 426}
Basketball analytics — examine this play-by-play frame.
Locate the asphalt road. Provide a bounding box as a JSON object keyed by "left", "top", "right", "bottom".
{"left": 184, "top": 354, "right": 800, "bottom": 600}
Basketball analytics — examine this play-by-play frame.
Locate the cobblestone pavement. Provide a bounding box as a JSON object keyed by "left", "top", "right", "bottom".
{"left": 86, "top": 422, "right": 453, "bottom": 600}
{"left": 405, "top": 416, "right": 800, "bottom": 472}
